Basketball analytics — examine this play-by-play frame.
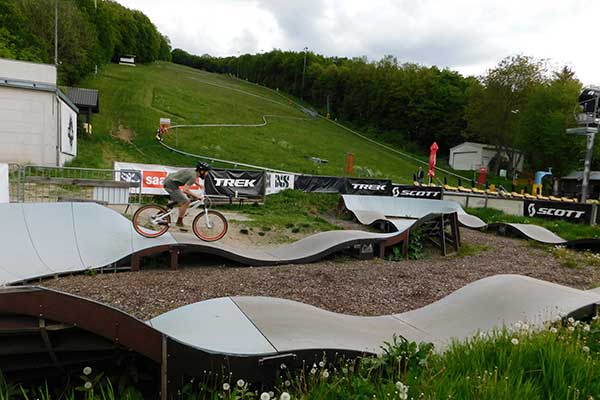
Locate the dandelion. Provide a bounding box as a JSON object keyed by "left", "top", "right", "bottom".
{"left": 550, "top": 327, "right": 558, "bottom": 333}
{"left": 319, "top": 361, "right": 325, "bottom": 368}
{"left": 514, "top": 322, "right": 522, "bottom": 330}
{"left": 269, "top": 391, "right": 275, "bottom": 398}
{"left": 568, "top": 317, "right": 575, "bottom": 324}
{"left": 322, "top": 370, "right": 329, "bottom": 379}
{"left": 280, "top": 392, "right": 291, "bottom": 400}
{"left": 84, "top": 381, "right": 92, "bottom": 390}
{"left": 583, "top": 346, "right": 590, "bottom": 353}
{"left": 261, "top": 392, "right": 271, "bottom": 400}
{"left": 511, "top": 338, "right": 519, "bottom": 345}
{"left": 223, "top": 383, "right": 230, "bottom": 391}
{"left": 83, "top": 366, "right": 92, "bottom": 376}
{"left": 584, "top": 325, "right": 591, "bottom": 332}
{"left": 237, "top": 379, "right": 245, "bottom": 388}
{"left": 522, "top": 323, "right": 529, "bottom": 331}
{"left": 310, "top": 368, "right": 317, "bottom": 375}
{"left": 285, "top": 380, "right": 291, "bottom": 387}
{"left": 280, "top": 363, "right": 287, "bottom": 370}
{"left": 569, "top": 326, "right": 575, "bottom": 332}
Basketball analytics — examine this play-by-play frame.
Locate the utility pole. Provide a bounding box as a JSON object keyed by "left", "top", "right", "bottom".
{"left": 54, "top": 0, "right": 58, "bottom": 65}
{"left": 301, "top": 46, "right": 308, "bottom": 99}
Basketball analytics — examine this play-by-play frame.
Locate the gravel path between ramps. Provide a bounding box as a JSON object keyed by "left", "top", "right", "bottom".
{"left": 42, "top": 229, "right": 600, "bottom": 320}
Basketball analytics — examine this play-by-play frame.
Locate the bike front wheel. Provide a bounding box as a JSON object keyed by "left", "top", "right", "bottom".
{"left": 132, "top": 204, "right": 171, "bottom": 238}
{"left": 192, "top": 210, "right": 228, "bottom": 242}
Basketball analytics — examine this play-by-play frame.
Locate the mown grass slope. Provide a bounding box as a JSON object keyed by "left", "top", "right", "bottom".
{"left": 73, "top": 62, "right": 458, "bottom": 183}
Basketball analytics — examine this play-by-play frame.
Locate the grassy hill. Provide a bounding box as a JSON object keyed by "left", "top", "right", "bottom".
{"left": 72, "top": 61, "right": 462, "bottom": 183}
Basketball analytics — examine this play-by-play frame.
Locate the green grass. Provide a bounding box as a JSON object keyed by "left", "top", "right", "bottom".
{"left": 466, "top": 207, "right": 600, "bottom": 241}
{"left": 456, "top": 242, "right": 492, "bottom": 257}
{"left": 72, "top": 62, "right": 461, "bottom": 183}
{"left": 6, "top": 317, "right": 600, "bottom": 400}
{"left": 220, "top": 190, "right": 340, "bottom": 234}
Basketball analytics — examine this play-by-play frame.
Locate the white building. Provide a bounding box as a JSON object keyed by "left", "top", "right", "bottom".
{"left": 0, "top": 58, "right": 78, "bottom": 166}
{"left": 449, "top": 142, "right": 524, "bottom": 172}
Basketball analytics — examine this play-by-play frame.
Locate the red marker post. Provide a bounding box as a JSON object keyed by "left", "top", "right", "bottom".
{"left": 428, "top": 142, "right": 438, "bottom": 184}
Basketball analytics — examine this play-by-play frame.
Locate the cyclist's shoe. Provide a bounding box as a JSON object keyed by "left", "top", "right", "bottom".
{"left": 176, "top": 221, "right": 188, "bottom": 232}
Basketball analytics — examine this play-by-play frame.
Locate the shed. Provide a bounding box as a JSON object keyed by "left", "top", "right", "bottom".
{"left": 66, "top": 87, "right": 99, "bottom": 128}
{"left": 0, "top": 58, "right": 79, "bottom": 166}
{"left": 560, "top": 171, "right": 600, "bottom": 199}
{"left": 449, "top": 142, "right": 524, "bottom": 173}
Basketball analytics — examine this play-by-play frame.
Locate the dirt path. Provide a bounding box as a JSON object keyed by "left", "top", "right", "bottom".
{"left": 41, "top": 229, "right": 600, "bottom": 320}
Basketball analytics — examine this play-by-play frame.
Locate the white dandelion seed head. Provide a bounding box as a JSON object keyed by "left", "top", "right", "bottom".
{"left": 269, "top": 391, "right": 275, "bottom": 398}
{"left": 237, "top": 379, "right": 245, "bottom": 388}
{"left": 280, "top": 363, "right": 287, "bottom": 370}
{"left": 84, "top": 381, "right": 92, "bottom": 390}
{"left": 584, "top": 325, "right": 591, "bottom": 332}
{"left": 322, "top": 370, "right": 329, "bottom": 378}
{"left": 310, "top": 368, "right": 317, "bottom": 375}
{"left": 583, "top": 346, "right": 590, "bottom": 353}
{"left": 511, "top": 338, "right": 519, "bottom": 345}
{"left": 285, "top": 380, "right": 291, "bottom": 387}
{"left": 83, "top": 366, "right": 92, "bottom": 376}
{"left": 569, "top": 326, "right": 575, "bottom": 332}
{"left": 280, "top": 392, "right": 291, "bottom": 400}
{"left": 550, "top": 327, "right": 558, "bottom": 333}
{"left": 514, "top": 322, "right": 522, "bottom": 330}
{"left": 223, "top": 383, "right": 230, "bottom": 391}
{"left": 568, "top": 317, "right": 575, "bottom": 324}
{"left": 261, "top": 392, "right": 270, "bottom": 400}
{"left": 319, "top": 361, "right": 325, "bottom": 368}
{"left": 522, "top": 323, "right": 529, "bottom": 331}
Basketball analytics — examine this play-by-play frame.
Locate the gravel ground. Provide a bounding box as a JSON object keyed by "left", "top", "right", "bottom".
{"left": 42, "top": 229, "right": 600, "bottom": 321}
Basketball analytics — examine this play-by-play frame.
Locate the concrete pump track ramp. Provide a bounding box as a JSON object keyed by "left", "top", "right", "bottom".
{"left": 0, "top": 202, "right": 417, "bottom": 286}
{"left": 1, "top": 275, "right": 600, "bottom": 396}
{"left": 341, "top": 195, "right": 600, "bottom": 249}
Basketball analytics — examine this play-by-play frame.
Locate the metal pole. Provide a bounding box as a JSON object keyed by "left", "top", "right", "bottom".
{"left": 581, "top": 131, "right": 596, "bottom": 203}
{"left": 54, "top": 0, "right": 58, "bottom": 65}
{"left": 301, "top": 47, "right": 308, "bottom": 98}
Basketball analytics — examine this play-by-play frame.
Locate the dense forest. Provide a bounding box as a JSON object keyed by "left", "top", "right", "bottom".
{"left": 173, "top": 49, "right": 594, "bottom": 176}
{"left": 0, "top": 0, "right": 171, "bottom": 84}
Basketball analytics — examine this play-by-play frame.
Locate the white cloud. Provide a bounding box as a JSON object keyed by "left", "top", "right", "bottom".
{"left": 115, "top": 0, "right": 599, "bottom": 84}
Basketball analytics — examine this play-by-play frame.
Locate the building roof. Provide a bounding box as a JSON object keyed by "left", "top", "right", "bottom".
{"left": 0, "top": 78, "right": 78, "bottom": 113}
{"left": 450, "top": 141, "right": 522, "bottom": 154}
{"left": 561, "top": 171, "right": 600, "bottom": 181}
{"left": 66, "top": 87, "right": 99, "bottom": 113}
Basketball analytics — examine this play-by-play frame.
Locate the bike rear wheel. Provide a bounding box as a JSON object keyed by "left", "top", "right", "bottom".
{"left": 132, "top": 204, "right": 171, "bottom": 238}
{"left": 192, "top": 210, "right": 228, "bottom": 241}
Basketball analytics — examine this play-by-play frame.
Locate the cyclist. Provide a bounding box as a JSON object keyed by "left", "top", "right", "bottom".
{"left": 163, "top": 161, "right": 212, "bottom": 230}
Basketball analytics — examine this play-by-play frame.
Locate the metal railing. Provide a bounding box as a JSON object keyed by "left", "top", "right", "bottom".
{"left": 8, "top": 164, "right": 142, "bottom": 204}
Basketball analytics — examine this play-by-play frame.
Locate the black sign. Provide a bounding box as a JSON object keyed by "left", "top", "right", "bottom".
{"left": 205, "top": 169, "right": 265, "bottom": 198}
{"left": 524, "top": 200, "right": 593, "bottom": 224}
{"left": 295, "top": 175, "right": 346, "bottom": 193}
{"left": 344, "top": 179, "right": 392, "bottom": 196}
{"left": 392, "top": 185, "right": 443, "bottom": 199}
{"left": 271, "top": 173, "right": 294, "bottom": 191}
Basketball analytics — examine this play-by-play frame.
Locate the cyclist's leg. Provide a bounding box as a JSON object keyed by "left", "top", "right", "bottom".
{"left": 165, "top": 186, "right": 190, "bottom": 226}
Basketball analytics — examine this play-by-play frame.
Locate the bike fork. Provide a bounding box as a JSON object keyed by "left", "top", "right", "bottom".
{"left": 203, "top": 207, "right": 213, "bottom": 229}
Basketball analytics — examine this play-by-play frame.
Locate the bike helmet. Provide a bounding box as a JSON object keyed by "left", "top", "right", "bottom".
{"left": 196, "top": 161, "right": 213, "bottom": 172}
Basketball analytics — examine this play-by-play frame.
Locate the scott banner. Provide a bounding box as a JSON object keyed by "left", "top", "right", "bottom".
{"left": 524, "top": 200, "right": 593, "bottom": 224}
{"left": 344, "top": 178, "right": 392, "bottom": 196}
{"left": 392, "top": 184, "right": 443, "bottom": 200}
{"left": 0, "top": 163, "right": 9, "bottom": 203}
{"left": 295, "top": 175, "right": 346, "bottom": 193}
{"left": 204, "top": 169, "right": 266, "bottom": 198}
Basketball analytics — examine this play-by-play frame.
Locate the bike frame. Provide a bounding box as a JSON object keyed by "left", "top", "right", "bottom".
{"left": 151, "top": 198, "right": 213, "bottom": 228}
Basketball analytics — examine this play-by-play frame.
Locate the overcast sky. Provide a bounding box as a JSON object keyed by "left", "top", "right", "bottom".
{"left": 116, "top": 0, "right": 598, "bottom": 84}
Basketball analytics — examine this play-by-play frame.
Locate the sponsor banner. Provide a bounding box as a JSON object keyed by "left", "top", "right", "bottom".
{"left": 295, "top": 175, "right": 346, "bottom": 193}
{"left": 204, "top": 169, "right": 266, "bottom": 198}
{"left": 60, "top": 98, "right": 77, "bottom": 157}
{"left": 266, "top": 173, "right": 295, "bottom": 195}
{"left": 524, "top": 200, "right": 593, "bottom": 224}
{"left": 392, "top": 185, "right": 443, "bottom": 200}
{"left": 344, "top": 178, "right": 391, "bottom": 196}
{"left": 0, "top": 163, "right": 8, "bottom": 203}
{"left": 113, "top": 162, "right": 203, "bottom": 196}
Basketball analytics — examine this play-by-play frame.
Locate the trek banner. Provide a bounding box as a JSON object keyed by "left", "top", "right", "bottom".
{"left": 524, "top": 200, "right": 593, "bottom": 224}
{"left": 204, "top": 169, "right": 266, "bottom": 198}
{"left": 0, "top": 163, "right": 8, "bottom": 203}
{"left": 392, "top": 185, "right": 443, "bottom": 200}
{"left": 344, "top": 178, "right": 392, "bottom": 196}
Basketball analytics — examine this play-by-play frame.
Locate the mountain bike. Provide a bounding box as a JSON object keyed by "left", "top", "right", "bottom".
{"left": 132, "top": 196, "right": 228, "bottom": 241}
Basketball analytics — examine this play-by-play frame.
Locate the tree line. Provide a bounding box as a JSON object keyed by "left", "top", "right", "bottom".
{"left": 173, "top": 49, "right": 593, "bottom": 177}
{"left": 0, "top": 0, "right": 171, "bottom": 84}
